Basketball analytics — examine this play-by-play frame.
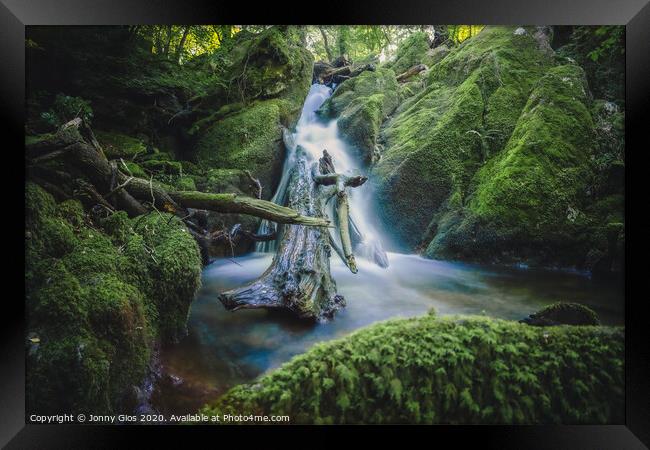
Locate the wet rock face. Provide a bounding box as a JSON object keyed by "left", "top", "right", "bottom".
{"left": 318, "top": 68, "right": 399, "bottom": 166}
{"left": 520, "top": 302, "right": 601, "bottom": 326}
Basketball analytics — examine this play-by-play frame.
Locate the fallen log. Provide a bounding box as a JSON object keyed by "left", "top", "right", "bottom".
{"left": 396, "top": 63, "right": 428, "bottom": 82}
{"left": 317, "top": 63, "right": 375, "bottom": 85}
{"left": 26, "top": 119, "right": 331, "bottom": 241}
{"left": 169, "top": 191, "right": 329, "bottom": 227}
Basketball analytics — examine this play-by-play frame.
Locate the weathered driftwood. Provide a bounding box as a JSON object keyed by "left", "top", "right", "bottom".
{"left": 219, "top": 146, "right": 345, "bottom": 320}
{"left": 314, "top": 151, "right": 367, "bottom": 274}
{"left": 396, "top": 64, "right": 428, "bottom": 82}
{"left": 219, "top": 147, "right": 368, "bottom": 320}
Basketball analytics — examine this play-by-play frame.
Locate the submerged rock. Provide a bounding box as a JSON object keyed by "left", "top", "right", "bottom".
{"left": 520, "top": 302, "right": 601, "bottom": 326}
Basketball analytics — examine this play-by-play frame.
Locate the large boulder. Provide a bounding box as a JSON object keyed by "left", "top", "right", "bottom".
{"left": 425, "top": 64, "right": 598, "bottom": 267}
{"left": 192, "top": 26, "right": 314, "bottom": 197}
{"left": 374, "top": 26, "right": 554, "bottom": 250}
{"left": 384, "top": 31, "right": 431, "bottom": 75}
{"left": 201, "top": 313, "right": 624, "bottom": 424}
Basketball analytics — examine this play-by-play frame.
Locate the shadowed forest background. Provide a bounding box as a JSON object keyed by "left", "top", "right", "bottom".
{"left": 25, "top": 25, "right": 625, "bottom": 424}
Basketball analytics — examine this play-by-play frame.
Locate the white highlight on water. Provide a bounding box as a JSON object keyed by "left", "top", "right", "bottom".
{"left": 256, "top": 83, "right": 388, "bottom": 267}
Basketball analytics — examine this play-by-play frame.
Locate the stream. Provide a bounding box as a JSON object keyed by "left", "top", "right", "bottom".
{"left": 149, "top": 83, "right": 624, "bottom": 416}
{"left": 152, "top": 253, "right": 623, "bottom": 415}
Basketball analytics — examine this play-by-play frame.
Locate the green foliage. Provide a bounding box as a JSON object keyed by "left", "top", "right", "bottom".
{"left": 557, "top": 26, "right": 625, "bottom": 103}
{"left": 25, "top": 183, "right": 202, "bottom": 415}
{"left": 37, "top": 94, "right": 93, "bottom": 131}
{"left": 201, "top": 314, "right": 624, "bottom": 424}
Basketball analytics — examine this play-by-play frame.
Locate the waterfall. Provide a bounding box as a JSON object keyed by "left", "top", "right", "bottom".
{"left": 256, "top": 83, "right": 388, "bottom": 268}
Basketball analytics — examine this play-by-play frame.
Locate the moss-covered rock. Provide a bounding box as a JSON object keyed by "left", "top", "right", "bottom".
{"left": 520, "top": 302, "right": 600, "bottom": 326}
{"left": 95, "top": 130, "right": 148, "bottom": 159}
{"left": 192, "top": 26, "right": 313, "bottom": 197}
{"left": 319, "top": 68, "right": 400, "bottom": 165}
{"left": 194, "top": 100, "right": 287, "bottom": 192}
{"left": 372, "top": 26, "right": 558, "bottom": 251}
{"left": 201, "top": 314, "right": 623, "bottom": 424}
{"left": 426, "top": 64, "right": 599, "bottom": 267}
{"left": 385, "top": 31, "right": 431, "bottom": 75}
{"left": 122, "top": 161, "right": 147, "bottom": 178}
{"left": 25, "top": 183, "right": 202, "bottom": 415}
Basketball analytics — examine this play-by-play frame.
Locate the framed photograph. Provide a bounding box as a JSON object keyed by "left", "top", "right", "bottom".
{"left": 2, "top": 0, "right": 646, "bottom": 446}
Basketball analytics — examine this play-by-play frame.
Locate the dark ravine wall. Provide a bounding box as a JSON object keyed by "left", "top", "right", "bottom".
{"left": 324, "top": 26, "right": 624, "bottom": 272}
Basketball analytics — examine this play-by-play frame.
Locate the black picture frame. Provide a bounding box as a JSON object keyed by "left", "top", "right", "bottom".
{"left": 2, "top": 0, "right": 646, "bottom": 447}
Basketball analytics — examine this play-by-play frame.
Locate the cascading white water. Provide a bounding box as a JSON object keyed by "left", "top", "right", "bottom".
{"left": 256, "top": 83, "right": 388, "bottom": 268}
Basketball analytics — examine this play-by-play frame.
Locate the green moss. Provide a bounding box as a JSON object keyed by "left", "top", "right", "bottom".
{"left": 373, "top": 26, "right": 555, "bottom": 250}
{"left": 319, "top": 68, "right": 399, "bottom": 165}
{"left": 140, "top": 159, "right": 183, "bottom": 175}
{"left": 174, "top": 176, "right": 197, "bottom": 191}
{"left": 122, "top": 161, "right": 147, "bottom": 178}
{"left": 131, "top": 213, "right": 202, "bottom": 341}
{"left": 194, "top": 100, "right": 286, "bottom": 192}
{"left": 94, "top": 130, "right": 147, "bottom": 159}
{"left": 320, "top": 68, "right": 399, "bottom": 119}
{"left": 190, "top": 26, "right": 312, "bottom": 194}
{"left": 25, "top": 183, "right": 202, "bottom": 415}
{"left": 385, "top": 31, "right": 431, "bottom": 74}
{"left": 426, "top": 64, "right": 598, "bottom": 267}
{"left": 201, "top": 314, "right": 623, "bottom": 424}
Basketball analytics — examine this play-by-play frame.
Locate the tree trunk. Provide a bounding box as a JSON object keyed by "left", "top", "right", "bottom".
{"left": 318, "top": 26, "right": 333, "bottom": 62}
{"left": 175, "top": 26, "right": 191, "bottom": 64}
{"left": 218, "top": 146, "right": 367, "bottom": 320}
{"left": 219, "top": 146, "right": 345, "bottom": 320}
{"left": 163, "top": 25, "right": 173, "bottom": 56}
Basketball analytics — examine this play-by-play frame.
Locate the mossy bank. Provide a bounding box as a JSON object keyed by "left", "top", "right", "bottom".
{"left": 201, "top": 312, "right": 623, "bottom": 424}
{"left": 25, "top": 183, "right": 202, "bottom": 415}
